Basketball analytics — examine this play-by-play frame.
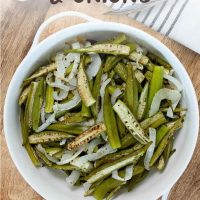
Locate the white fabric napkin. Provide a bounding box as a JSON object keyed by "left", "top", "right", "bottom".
{"left": 106, "top": 0, "right": 200, "bottom": 54}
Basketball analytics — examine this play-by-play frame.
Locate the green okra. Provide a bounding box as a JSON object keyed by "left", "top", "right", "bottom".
{"left": 20, "top": 108, "right": 29, "bottom": 145}
{"left": 104, "top": 55, "right": 123, "bottom": 72}
{"left": 19, "top": 84, "right": 31, "bottom": 106}
{"left": 103, "top": 87, "right": 121, "bottom": 149}
{"left": 113, "top": 100, "right": 150, "bottom": 144}
{"left": 60, "top": 112, "right": 87, "bottom": 123}
{"left": 125, "top": 63, "right": 138, "bottom": 117}
{"left": 129, "top": 52, "right": 149, "bottom": 65}
{"left": 32, "top": 78, "right": 45, "bottom": 131}
{"left": 147, "top": 52, "right": 171, "bottom": 69}
{"left": 29, "top": 131, "right": 74, "bottom": 144}
{"left": 114, "top": 63, "right": 127, "bottom": 82}
{"left": 24, "top": 82, "right": 38, "bottom": 130}
{"left": 77, "top": 56, "right": 96, "bottom": 107}
{"left": 25, "top": 143, "right": 41, "bottom": 167}
{"left": 46, "top": 122, "right": 88, "bottom": 134}
{"left": 137, "top": 82, "right": 149, "bottom": 121}
{"left": 140, "top": 111, "right": 166, "bottom": 130}
{"left": 50, "top": 164, "right": 79, "bottom": 171}
{"left": 145, "top": 66, "right": 164, "bottom": 117}
{"left": 120, "top": 133, "right": 137, "bottom": 149}
{"left": 65, "top": 44, "right": 130, "bottom": 56}
{"left": 86, "top": 144, "right": 149, "bottom": 184}
{"left": 150, "top": 118, "right": 183, "bottom": 167}
{"left": 45, "top": 85, "right": 54, "bottom": 113}
{"left": 22, "top": 63, "right": 56, "bottom": 88}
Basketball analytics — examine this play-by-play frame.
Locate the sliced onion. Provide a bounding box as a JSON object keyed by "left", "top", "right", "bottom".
{"left": 144, "top": 128, "right": 156, "bottom": 170}
{"left": 79, "top": 119, "right": 95, "bottom": 127}
{"left": 55, "top": 53, "right": 67, "bottom": 78}
{"left": 83, "top": 143, "right": 117, "bottom": 162}
{"left": 87, "top": 54, "right": 102, "bottom": 80}
{"left": 112, "top": 165, "right": 133, "bottom": 181}
{"left": 101, "top": 132, "right": 108, "bottom": 141}
{"left": 60, "top": 139, "right": 67, "bottom": 146}
{"left": 136, "top": 44, "right": 147, "bottom": 55}
{"left": 83, "top": 182, "right": 92, "bottom": 192}
{"left": 53, "top": 90, "right": 69, "bottom": 101}
{"left": 72, "top": 42, "right": 81, "bottom": 49}
{"left": 164, "top": 74, "right": 183, "bottom": 91}
{"left": 111, "top": 88, "right": 122, "bottom": 105}
{"left": 84, "top": 41, "right": 92, "bottom": 47}
{"left": 56, "top": 147, "right": 83, "bottom": 165}
{"left": 87, "top": 138, "right": 104, "bottom": 154}
{"left": 149, "top": 88, "right": 181, "bottom": 117}
{"left": 55, "top": 90, "right": 81, "bottom": 112}
{"left": 36, "top": 144, "right": 58, "bottom": 163}
{"left": 70, "top": 157, "right": 93, "bottom": 172}
{"left": 68, "top": 77, "right": 77, "bottom": 87}
{"left": 66, "top": 170, "right": 80, "bottom": 186}
{"left": 36, "top": 106, "right": 58, "bottom": 132}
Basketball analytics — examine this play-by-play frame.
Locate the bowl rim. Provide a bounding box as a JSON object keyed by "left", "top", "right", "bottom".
{"left": 3, "top": 21, "right": 199, "bottom": 200}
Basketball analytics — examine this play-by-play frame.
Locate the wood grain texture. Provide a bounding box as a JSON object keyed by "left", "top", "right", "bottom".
{"left": 1, "top": 1, "right": 200, "bottom": 200}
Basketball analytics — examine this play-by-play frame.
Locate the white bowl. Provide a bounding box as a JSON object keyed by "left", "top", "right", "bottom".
{"left": 4, "top": 16, "right": 199, "bottom": 200}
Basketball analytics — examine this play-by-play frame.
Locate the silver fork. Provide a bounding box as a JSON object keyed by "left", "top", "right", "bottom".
{"left": 104, "top": 0, "right": 167, "bottom": 15}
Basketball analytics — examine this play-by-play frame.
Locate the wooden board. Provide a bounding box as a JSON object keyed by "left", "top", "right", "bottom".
{"left": 1, "top": 1, "right": 200, "bottom": 200}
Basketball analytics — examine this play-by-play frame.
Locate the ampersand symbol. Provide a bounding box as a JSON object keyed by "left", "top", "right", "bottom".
{"left": 50, "top": 0, "right": 63, "bottom": 4}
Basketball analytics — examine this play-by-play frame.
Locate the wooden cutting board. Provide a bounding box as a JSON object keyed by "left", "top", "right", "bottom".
{"left": 1, "top": 1, "right": 200, "bottom": 200}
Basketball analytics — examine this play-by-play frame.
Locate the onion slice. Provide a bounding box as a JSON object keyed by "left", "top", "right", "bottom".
{"left": 111, "top": 88, "right": 122, "bottom": 105}
{"left": 144, "top": 128, "right": 156, "bottom": 170}
{"left": 55, "top": 90, "right": 81, "bottom": 112}
{"left": 149, "top": 88, "right": 181, "bottom": 117}
{"left": 164, "top": 74, "right": 183, "bottom": 91}
{"left": 87, "top": 138, "right": 104, "bottom": 154}
{"left": 66, "top": 170, "right": 81, "bottom": 186}
{"left": 87, "top": 54, "right": 102, "bottom": 80}
{"left": 112, "top": 165, "right": 133, "bottom": 181}
{"left": 56, "top": 147, "right": 83, "bottom": 165}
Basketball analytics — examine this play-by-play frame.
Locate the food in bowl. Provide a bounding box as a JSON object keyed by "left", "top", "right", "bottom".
{"left": 18, "top": 33, "right": 186, "bottom": 200}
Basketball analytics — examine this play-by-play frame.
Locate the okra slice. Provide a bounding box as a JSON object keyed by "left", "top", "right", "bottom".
{"left": 20, "top": 108, "right": 29, "bottom": 145}
{"left": 77, "top": 56, "right": 96, "bottom": 107}
{"left": 32, "top": 78, "right": 45, "bottom": 131}
{"left": 129, "top": 52, "right": 149, "bottom": 65}
{"left": 114, "top": 63, "right": 127, "bottom": 82}
{"left": 50, "top": 164, "right": 79, "bottom": 171}
{"left": 45, "top": 85, "right": 54, "bottom": 113}
{"left": 65, "top": 44, "right": 130, "bottom": 56}
{"left": 120, "top": 134, "right": 137, "bottom": 149}
{"left": 137, "top": 82, "right": 149, "bottom": 121}
{"left": 147, "top": 52, "right": 171, "bottom": 69}
{"left": 28, "top": 131, "right": 74, "bottom": 144}
{"left": 125, "top": 63, "right": 138, "bottom": 117}
{"left": 19, "top": 84, "right": 31, "bottom": 106}
{"left": 24, "top": 82, "right": 38, "bottom": 130}
{"left": 150, "top": 118, "right": 183, "bottom": 167}
{"left": 22, "top": 63, "right": 56, "bottom": 88}
{"left": 46, "top": 123, "right": 88, "bottom": 134}
{"left": 93, "top": 165, "right": 144, "bottom": 200}
{"left": 140, "top": 111, "right": 166, "bottom": 130}
{"left": 25, "top": 143, "right": 41, "bottom": 167}
{"left": 60, "top": 112, "right": 87, "bottom": 123}
{"left": 104, "top": 88, "right": 121, "bottom": 149}
{"left": 86, "top": 144, "right": 149, "bottom": 184}
{"left": 104, "top": 55, "right": 123, "bottom": 72}
{"left": 113, "top": 100, "right": 150, "bottom": 144}
{"left": 67, "top": 123, "right": 106, "bottom": 150}
{"left": 145, "top": 66, "right": 164, "bottom": 117}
